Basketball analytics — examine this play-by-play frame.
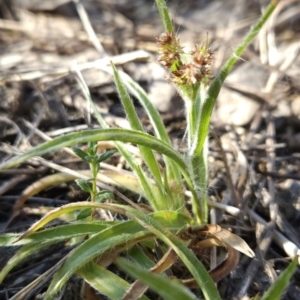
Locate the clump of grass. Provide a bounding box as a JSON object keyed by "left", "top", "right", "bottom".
{"left": 0, "top": 1, "right": 293, "bottom": 300}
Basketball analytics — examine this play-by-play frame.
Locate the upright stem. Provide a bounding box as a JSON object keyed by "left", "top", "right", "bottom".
{"left": 185, "top": 99, "right": 196, "bottom": 150}
{"left": 188, "top": 0, "right": 278, "bottom": 223}
{"left": 191, "top": 139, "right": 208, "bottom": 224}
{"left": 183, "top": 86, "right": 208, "bottom": 223}
{"left": 191, "top": 0, "right": 278, "bottom": 158}
{"left": 90, "top": 161, "right": 98, "bottom": 203}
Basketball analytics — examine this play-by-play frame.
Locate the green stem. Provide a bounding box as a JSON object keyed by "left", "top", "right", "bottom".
{"left": 191, "top": 140, "right": 208, "bottom": 224}
{"left": 90, "top": 161, "right": 97, "bottom": 203}
{"left": 189, "top": 0, "right": 278, "bottom": 223}
{"left": 185, "top": 100, "right": 196, "bottom": 150}
{"left": 192, "top": 0, "right": 278, "bottom": 157}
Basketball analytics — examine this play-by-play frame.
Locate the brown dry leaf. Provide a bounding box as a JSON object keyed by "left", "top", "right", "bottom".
{"left": 181, "top": 237, "right": 240, "bottom": 286}
{"left": 12, "top": 172, "right": 77, "bottom": 214}
{"left": 206, "top": 225, "right": 255, "bottom": 258}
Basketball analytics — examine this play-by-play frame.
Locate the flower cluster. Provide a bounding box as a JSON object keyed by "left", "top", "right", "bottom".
{"left": 157, "top": 32, "right": 182, "bottom": 69}
{"left": 157, "top": 32, "right": 213, "bottom": 86}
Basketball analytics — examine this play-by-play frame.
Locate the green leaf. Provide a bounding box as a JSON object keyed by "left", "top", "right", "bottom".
{"left": 76, "top": 208, "right": 92, "bottom": 220}
{"left": 127, "top": 245, "right": 155, "bottom": 270}
{"left": 17, "top": 202, "right": 192, "bottom": 243}
{"left": 0, "top": 222, "right": 112, "bottom": 282}
{"left": 95, "top": 190, "right": 114, "bottom": 202}
{"left": 78, "top": 262, "right": 150, "bottom": 300}
{"left": 0, "top": 128, "right": 196, "bottom": 212}
{"left": 0, "top": 223, "right": 110, "bottom": 246}
{"left": 83, "top": 155, "right": 95, "bottom": 163}
{"left": 0, "top": 129, "right": 188, "bottom": 181}
{"left": 44, "top": 220, "right": 152, "bottom": 299}
{"left": 0, "top": 234, "right": 19, "bottom": 246}
{"left": 117, "top": 257, "right": 198, "bottom": 300}
{"left": 191, "top": 0, "right": 278, "bottom": 158}
{"left": 14, "top": 202, "right": 128, "bottom": 240}
{"left": 97, "top": 149, "right": 118, "bottom": 164}
{"left": 104, "top": 67, "right": 184, "bottom": 206}
{"left": 117, "top": 206, "right": 221, "bottom": 300}
{"left": 87, "top": 141, "right": 98, "bottom": 156}
{"left": 75, "top": 179, "right": 92, "bottom": 193}
{"left": 155, "top": 0, "right": 174, "bottom": 33}
{"left": 260, "top": 256, "right": 298, "bottom": 300}
{"left": 0, "top": 240, "right": 61, "bottom": 283}
{"left": 111, "top": 63, "right": 163, "bottom": 188}
{"left": 72, "top": 147, "right": 89, "bottom": 161}
{"left": 149, "top": 210, "right": 192, "bottom": 228}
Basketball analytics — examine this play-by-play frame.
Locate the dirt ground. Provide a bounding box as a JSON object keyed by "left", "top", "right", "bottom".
{"left": 0, "top": 0, "right": 300, "bottom": 299}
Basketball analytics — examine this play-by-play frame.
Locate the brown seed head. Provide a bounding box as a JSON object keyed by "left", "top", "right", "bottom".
{"left": 157, "top": 31, "right": 213, "bottom": 86}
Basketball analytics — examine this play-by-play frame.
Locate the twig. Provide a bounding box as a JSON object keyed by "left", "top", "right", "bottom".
{"left": 232, "top": 223, "right": 275, "bottom": 299}
{"left": 73, "top": 0, "right": 108, "bottom": 58}
{"left": 0, "top": 50, "right": 152, "bottom": 81}
{"left": 213, "top": 130, "right": 241, "bottom": 207}
{"left": 265, "top": 112, "right": 277, "bottom": 223}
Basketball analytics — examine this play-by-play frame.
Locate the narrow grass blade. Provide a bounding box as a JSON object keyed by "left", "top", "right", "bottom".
{"left": 111, "top": 63, "right": 176, "bottom": 211}
{"left": 123, "top": 247, "right": 178, "bottom": 299}
{"left": 17, "top": 202, "right": 192, "bottom": 241}
{"left": 78, "top": 262, "right": 150, "bottom": 300}
{"left": 103, "top": 67, "right": 182, "bottom": 183}
{"left": 135, "top": 165, "right": 161, "bottom": 210}
{"left": 260, "top": 256, "right": 298, "bottom": 300}
{"left": 0, "top": 234, "right": 20, "bottom": 245}
{"left": 0, "top": 222, "right": 110, "bottom": 246}
{"left": 115, "top": 69, "right": 171, "bottom": 145}
{"left": 0, "top": 128, "right": 195, "bottom": 198}
{"left": 43, "top": 222, "right": 152, "bottom": 300}
{"left": 14, "top": 202, "right": 131, "bottom": 241}
{"left": 191, "top": 0, "right": 278, "bottom": 157}
{"left": 76, "top": 68, "right": 163, "bottom": 209}
{"left": 111, "top": 64, "right": 162, "bottom": 183}
{"left": 0, "top": 222, "right": 113, "bottom": 283}
{"left": 115, "top": 206, "right": 221, "bottom": 300}
{"left": 117, "top": 257, "right": 198, "bottom": 300}
{"left": 188, "top": 0, "right": 278, "bottom": 224}
{"left": 0, "top": 129, "right": 185, "bottom": 178}
{"left": 127, "top": 245, "right": 156, "bottom": 269}
{"left": 0, "top": 240, "right": 60, "bottom": 283}
{"left": 155, "top": 0, "right": 174, "bottom": 33}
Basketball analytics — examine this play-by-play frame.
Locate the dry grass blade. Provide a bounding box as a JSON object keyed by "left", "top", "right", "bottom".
{"left": 205, "top": 225, "right": 255, "bottom": 258}
{"left": 180, "top": 237, "right": 240, "bottom": 287}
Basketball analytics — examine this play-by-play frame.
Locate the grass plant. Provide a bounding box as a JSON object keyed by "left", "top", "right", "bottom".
{"left": 0, "top": 1, "right": 295, "bottom": 300}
